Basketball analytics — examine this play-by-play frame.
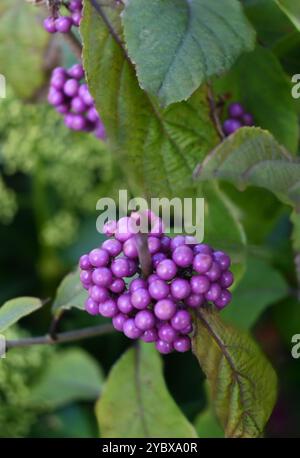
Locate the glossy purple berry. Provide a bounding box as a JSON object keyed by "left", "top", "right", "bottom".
{"left": 172, "top": 245, "right": 193, "bottom": 268}
{"left": 68, "top": 63, "right": 84, "bottom": 80}
{"left": 131, "top": 288, "right": 151, "bottom": 310}
{"left": 185, "top": 293, "right": 205, "bottom": 308}
{"left": 243, "top": 113, "right": 254, "bottom": 126}
{"left": 111, "top": 258, "right": 130, "bottom": 278}
{"left": 215, "top": 290, "right": 232, "bottom": 309}
{"left": 90, "top": 285, "right": 109, "bottom": 303}
{"left": 129, "top": 279, "right": 147, "bottom": 292}
{"left": 102, "top": 238, "right": 122, "bottom": 257}
{"left": 92, "top": 267, "right": 113, "bottom": 288}
{"left": 171, "top": 310, "right": 191, "bottom": 331}
{"left": 154, "top": 299, "right": 176, "bottom": 321}
{"left": 79, "top": 254, "right": 91, "bottom": 270}
{"left": 206, "top": 262, "right": 221, "bottom": 282}
{"left": 141, "top": 328, "right": 158, "bottom": 343}
{"left": 170, "top": 278, "right": 191, "bottom": 300}
{"left": 80, "top": 270, "right": 92, "bottom": 285}
{"left": 158, "top": 324, "right": 177, "bottom": 343}
{"left": 228, "top": 102, "right": 244, "bottom": 118}
{"left": 99, "top": 299, "right": 118, "bottom": 318}
{"left": 55, "top": 16, "right": 73, "bottom": 33}
{"left": 71, "top": 96, "right": 87, "bottom": 114}
{"left": 117, "top": 293, "right": 133, "bottom": 314}
{"left": 72, "top": 11, "right": 82, "bottom": 26}
{"left": 152, "top": 252, "right": 167, "bottom": 268}
{"left": 213, "top": 251, "right": 231, "bottom": 271}
{"left": 190, "top": 275, "right": 210, "bottom": 294}
{"left": 156, "top": 340, "right": 173, "bottom": 354}
{"left": 115, "top": 217, "right": 134, "bottom": 242}
{"left": 85, "top": 298, "right": 98, "bottom": 316}
{"left": 123, "top": 318, "right": 142, "bottom": 340}
{"left": 112, "top": 313, "right": 127, "bottom": 332}
{"left": 64, "top": 79, "right": 79, "bottom": 97}
{"left": 48, "top": 89, "right": 65, "bottom": 106}
{"left": 170, "top": 235, "right": 186, "bottom": 251}
{"left": 193, "top": 254, "right": 213, "bottom": 274}
{"left": 223, "top": 119, "right": 242, "bottom": 136}
{"left": 123, "top": 238, "right": 138, "bottom": 258}
{"left": 135, "top": 310, "right": 155, "bottom": 331}
{"left": 89, "top": 248, "right": 109, "bottom": 267}
{"left": 44, "top": 17, "right": 57, "bottom": 33}
{"left": 220, "top": 271, "right": 234, "bottom": 288}
{"left": 149, "top": 279, "right": 169, "bottom": 300}
{"left": 173, "top": 336, "right": 191, "bottom": 353}
{"left": 205, "top": 283, "right": 222, "bottom": 302}
{"left": 156, "top": 259, "right": 177, "bottom": 281}
{"left": 194, "top": 244, "right": 212, "bottom": 255}
{"left": 109, "top": 278, "right": 125, "bottom": 294}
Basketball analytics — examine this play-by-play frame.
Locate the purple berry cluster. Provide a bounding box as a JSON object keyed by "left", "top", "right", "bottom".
{"left": 48, "top": 64, "right": 106, "bottom": 139}
{"left": 43, "top": 0, "right": 83, "bottom": 34}
{"left": 223, "top": 102, "right": 254, "bottom": 136}
{"left": 79, "top": 213, "right": 234, "bottom": 355}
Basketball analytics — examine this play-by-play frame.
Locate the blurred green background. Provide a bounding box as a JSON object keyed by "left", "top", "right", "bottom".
{"left": 0, "top": 0, "right": 300, "bottom": 438}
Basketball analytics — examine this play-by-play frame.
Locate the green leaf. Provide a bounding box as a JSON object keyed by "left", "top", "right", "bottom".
{"left": 52, "top": 270, "right": 88, "bottom": 314}
{"left": 0, "top": 297, "right": 42, "bottom": 333}
{"left": 30, "top": 349, "right": 104, "bottom": 409}
{"left": 291, "top": 211, "right": 300, "bottom": 251}
{"left": 276, "top": 0, "right": 300, "bottom": 30}
{"left": 122, "top": 0, "right": 255, "bottom": 106}
{"left": 214, "top": 46, "right": 299, "bottom": 152}
{"left": 81, "top": 1, "right": 218, "bottom": 197}
{"left": 192, "top": 307, "right": 277, "bottom": 437}
{"left": 195, "top": 127, "right": 300, "bottom": 209}
{"left": 222, "top": 257, "right": 288, "bottom": 330}
{"left": 96, "top": 343, "right": 197, "bottom": 438}
{"left": 0, "top": 0, "right": 50, "bottom": 98}
{"left": 194, "top": 407, "right": 224, "bottom": 438}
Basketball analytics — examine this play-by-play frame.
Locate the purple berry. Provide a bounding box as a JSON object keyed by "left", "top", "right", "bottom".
{"left": 148, "top": 236, "right": 161, "bottom": 254}
{"left": 141, "top": 328, "right": 158, "bottom": 343}
{"left": 156, "top": 340, "right": 173, "bottom": 354}
{"left": 170, "top": 235, "right": 186, "bottom": 251}
{"left": 72, "top": 11, "right": 82, "bottom": 27}
{"left": 215, "top": 289, "right": 232, "bottom": 309}
{"left": 64, "top": 79, "right": 79, "bottom": 97}
{"left": 228, "top": 102, "right": 244, "bottom": 119}
{"left": 85, "top": 297, "right": 98, "bottom": 316}
{"left": 205, "top": 283, "right": 222, "bottom": 302}
{"left": 130, "top": 279, "right": 147, "bottom": 292}
{"left": 51, "top": 72, "right": 67, "bottom": 90}
{"left": 78, "top": 84, "right": 94, "bottom": 106}
{"left": 79, "top": 254, "right": 91, "bottom": 270}
{"left": 111, "top": 258, "right": 130, "bottom": 278}
{"left": 55, "top": 16, "right": 73, "bottom": 33}
{"left": 173, "top": 336, "right": 191, "bottom": 353}
{"left": 69, "top": 0, "right": 83, "bottom": 12}
{"left": 89, "top": 248, "right": 109, "bottom": 267}
{"left": 213, "top": 251, "right": 231, "bottom": 271}
{"left": 48, "top": 89, "right": 65, "bottom": 106}
{"left": 158, "top": 323, "right": 177, "bottom": 343}
{"left": 71, "top": 96, "right": 87, "bottom": 114}
{"left": 190, "top": 275, "right": 210, "bottom": 294}
{"left": 131, "top": 288, "right": 151, "bottom": 310}
{"left": 90, "top": 285, "right": 109, "bottom": 303}
{"left": 152, "top": 252, "right": 167, "bottom": 268}
{"left": 86, "top": 107, "right": 100, "bottom": 123}
{"left": 135, "top": 310, "right": 155, "bottom": 331}
{"left": 123, "top": 318, "right": 142, "bottom": 340}
{"left": 206, "top": 262, "right": 221, "bottom": 282}
{"left": 193, "top": 254, "right": 213, "bottom": 274}
{"left": 112, "top": 313, "right": 127, "bottom": 332}
{"left": 109, "top": 278, "right": 125, "bottom": 294}
{"left": 243, "top": 113, "right": 254, "bottom": 126}
{"left": 99, "top": 299, "right": 118, "bottom": 318}
{"left": 115, "top": 217, "right": 134, "bottom": 242}
{"left": 149, "top": 279, "right": 169, "bottom": 300}
{"left": 148, "top": 273, "right": 160, "bottom": 284}
{"left": 123, "top": 238, "right": 138, "bottom": 258}
{"left": 220, "top": 271, "right": 234, "bottom": 288}
{"left": 156, "top": 259, "right": 177, "bottom": 281}
{"left": 44, "top": 17, "right": 57, "bottom": 33}
{"left": 68, "top": 63, "right": 84, "bottom": 80}
{"left": 185, "top": 293, "right": 205, "bottom": 308}
{"left": 160, "top": 236, "right": 171, "bottom": 253}
{"left": 154, "top": 299, "right": 176, "bottom": 321}
{"left": 56, "top": 103, "right": 69, "bottom": 114}
{"left": 80, "top": 270, "right": 92, "bottom": 285}
{"left": 92, "top": 267, "right": 113, "bottom": 288}
{"left": 171, "top": 310, "right": 191, "bottom": 331}
{"left": 102, "top": 238, "right": 122, "bottom": 257}
{"left": 117, "top": 293, "right": 133, "bottom": 314}
{"left": 223, "top": 119, "right": 242, "bottom": 136}
{"left": 170, "top": 278, "right": 191, "bottom": 300}
{"left": 194, "top": 244, "right": 212, "bottom": 255}
{"left": 70, "top": 114, "right": 87, "bottom": 131}
{"left": 172, "top": 245, "right": 193, "bottom": 268}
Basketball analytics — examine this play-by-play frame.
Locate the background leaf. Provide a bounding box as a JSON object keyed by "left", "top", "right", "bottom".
{"left": 122, "top": 0, "right": 255, "bottom": 106}
{"left": 0, "top": 297, "right": 42, "bottom": 333}
{"left": 276, "top": 0, "right": 300, "bottom": 31}
{"left": 96, "top": 343, "right": 197, "bottom": 438}
{"left": 192, "top": 307, "right": 277, "bottom": 437}
{"left": 214, "top": 46, "right": 299, "bottom": 152}
{"left": 194, "top": 407, "right": 224, "bottom": 438}
{"left": 29, "top": 348, "right": 104, "bottom": 409}
{"left": 0, "top": 0, "right": 50, "bottom": 98}
{"left": 81, "top": 0, "right": 218, "bottom": 197}
{"left": 195, "top": 127, "right": 300, "bottom": 209}
{"left": 222, "top": 257, "right": 289, "bottom": 329}
{"left": 52, "top": 270, "right": 87, "bottom": 315}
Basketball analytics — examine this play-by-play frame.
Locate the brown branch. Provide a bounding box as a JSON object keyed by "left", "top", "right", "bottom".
{"left": 207, "top": 84, "right": 225, "bottom": 140}
{"left": 135, "top": 233, "right": 152, "bottom": 279}
{"left": 6, "top": 323, "right": 114, "bottom": 350}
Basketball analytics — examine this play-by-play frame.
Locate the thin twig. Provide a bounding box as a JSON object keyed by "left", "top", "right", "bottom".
{"left": 48, "top": 309, "right": 65, "bottom": 340}
{"left": 135, "top": 233, "right": 152, "bottom": 279}
{"left": 6, "top": 323, "right": 114, "bottom": 350}
{"left": 207, "top": 84, "right": 225, "bottom": 140}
